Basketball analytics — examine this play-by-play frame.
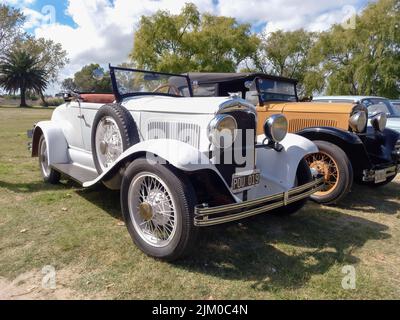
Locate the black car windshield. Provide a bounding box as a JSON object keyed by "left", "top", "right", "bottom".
{"left": 256, "top": 78, "right": 297, "bottom": 102}
{"left": 362, "top": 98, "right": 400, "bottom": 118}
{"left": 110, "top": 66, "right": 192, "bottom": 100}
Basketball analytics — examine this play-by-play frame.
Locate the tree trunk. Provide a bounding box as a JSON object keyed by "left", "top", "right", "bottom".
{"left": 20, "top": 86, "right": 27, "bottom": 107}
{"left": 39, "top": 91, "right": 48, "bottom": 107}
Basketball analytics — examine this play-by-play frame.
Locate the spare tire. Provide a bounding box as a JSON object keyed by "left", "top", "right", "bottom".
{"left": 91, "top": 104, "right": 140, "bottom": 174}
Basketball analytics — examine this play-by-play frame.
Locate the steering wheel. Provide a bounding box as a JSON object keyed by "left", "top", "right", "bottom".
{"left": 153, "top": 84, "right": 181, "bottom": 96}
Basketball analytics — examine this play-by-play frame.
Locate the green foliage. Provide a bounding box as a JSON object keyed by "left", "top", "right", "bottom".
{"left": 40, "top": 97, "right": 64, "bottom": 107}
{"left": 72, "top": 64, "right": 113, "bottom": 93}
{"left": 0, "top": 4, "right": 24, "bottom": 52}
{"left": 61, "top": 78, "right": 78, "bottom": 92}
{"left": 252, "top": 30, "right": 317, "bottom": 97}
{"left": 130, "top": 3, "right": 259, "bottom": 73}
{"left": 15, "top": 37, "right": 69, "bottom": 84}
{"left": 308, "top": 0, "right": 400, "bottom": 98}
{"left": 0, "top": 49, "right": 48, "bottom": 107}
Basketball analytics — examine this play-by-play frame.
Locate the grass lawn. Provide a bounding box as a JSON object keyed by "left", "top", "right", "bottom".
{"left": 0, "top": 105, "right": 399, "bottom": 299}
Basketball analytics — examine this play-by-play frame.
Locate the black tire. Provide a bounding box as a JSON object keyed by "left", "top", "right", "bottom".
{"left": 274, "top": 159, "right": 312, "bottom": 216}
{"left": 38, "top": 135, "right": 61, "bottom": 184}
{"left": 120, "top": 158, "right": 198, "bottom": 261}
{"left": 91, "top": 104, "right": 139, "bottom": 174}
{"left": 306, "top": 140, "right": 353, "bottom": 205}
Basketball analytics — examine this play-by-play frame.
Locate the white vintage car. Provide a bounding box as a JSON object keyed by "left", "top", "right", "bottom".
{"left": 31, "top": 66, "right": 323, "bottom": 260}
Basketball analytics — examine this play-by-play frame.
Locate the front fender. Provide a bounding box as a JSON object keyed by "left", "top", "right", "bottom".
{"left": 83, "top": 139, "right": 227, "bottom": 188}
{"left": 297, "top": 126, "right": 372, "bottom": 174}
{"left": 255, "top": 133, "right": 318, "bottom": 192}
{"left": 31, "top": 121, "right": 69, "bottom": 165}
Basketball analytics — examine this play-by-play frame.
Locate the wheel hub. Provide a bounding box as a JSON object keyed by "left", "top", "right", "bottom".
{"left": 139, "top": 202, "right": 153, "bottom": 221}
{"left": 99, "top": 141, "right": 108, "bottom": 155}
{"left": 310, "top": 160, "right": 331, "bottom": 180}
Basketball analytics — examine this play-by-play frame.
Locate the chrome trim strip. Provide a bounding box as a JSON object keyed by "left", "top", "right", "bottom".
{"left": 194, "top": 177, "right": 324, "bottom": 227}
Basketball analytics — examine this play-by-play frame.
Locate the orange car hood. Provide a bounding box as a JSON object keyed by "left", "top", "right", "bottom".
{"left": 258, "top": 101, "right": 355, "bottom": 114}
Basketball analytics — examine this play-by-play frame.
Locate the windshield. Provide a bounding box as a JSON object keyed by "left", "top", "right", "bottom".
{"left": 256, "top": 78, "right": 297, "bottom": 102}
{"left": 362, "top": 98, "right": 400, "bottom": 118}
{"left": 110, "top": 66, "right": 192, "bottom": 101}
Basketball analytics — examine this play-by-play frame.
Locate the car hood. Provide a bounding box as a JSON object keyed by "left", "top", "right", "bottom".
{"left": 387, "top": 118, "right": 400, "bottom": 133}
{"left": 259, "top": 101, "right": 355, "bottom": 114}
{"left": 121, "top": 95, "right": 249, "bottom": 114}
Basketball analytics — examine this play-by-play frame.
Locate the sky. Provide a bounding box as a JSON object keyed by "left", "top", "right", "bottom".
{"left": 1, "top": 0, "right": 371, "bottom": 94}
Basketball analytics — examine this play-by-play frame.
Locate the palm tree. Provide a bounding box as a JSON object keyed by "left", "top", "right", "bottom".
{"left": 0, "top": 49, "right": 48, "bottom": 107}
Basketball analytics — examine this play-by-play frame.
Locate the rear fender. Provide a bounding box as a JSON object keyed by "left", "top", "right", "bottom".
{"left": 31, "top": 121, "right": 69, "bottom": 165}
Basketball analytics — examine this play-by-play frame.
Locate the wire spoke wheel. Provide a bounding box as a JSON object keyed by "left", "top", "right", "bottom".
{"left": 305, "top": 151, "right": 340, "bottom": 196}
{"left": 95, "top": 116, "right": 123, "bottom": 171}
{"left": 128, "top": 172, "right": 178, "bottom": 248}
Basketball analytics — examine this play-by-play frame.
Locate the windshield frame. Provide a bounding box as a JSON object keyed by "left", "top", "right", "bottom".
{"left": 255, "top": 77, "right": 299, "bottom": 105}
{"left": 109, "top": 65, "right": 193, "bottom": 102}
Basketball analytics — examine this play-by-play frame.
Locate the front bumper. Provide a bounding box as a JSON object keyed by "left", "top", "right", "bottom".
{"left": 194, "top": 176, "right": 324, "bottom": 227}
{"left": 363, "top": 165, "right": 400, "bottom": 183}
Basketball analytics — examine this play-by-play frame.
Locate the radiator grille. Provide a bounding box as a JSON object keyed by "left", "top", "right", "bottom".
{"left": 146, "top": 121, "right": 201, "bottom": 148}
{"left": 288, "top": 119, "right": 338, "bottom": 132}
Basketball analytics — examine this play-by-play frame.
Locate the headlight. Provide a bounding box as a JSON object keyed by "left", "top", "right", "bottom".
{"left": 349, "top": 111, "right": 367, "bottom": 133}
{"left": 264, "top": 114, "right": 288, "bottom": 143}
{"left": 370, "top": 112, "right": 387, "bottom": 132}
{"left": 207, "top": 115, "right": 237, "bottom": 148}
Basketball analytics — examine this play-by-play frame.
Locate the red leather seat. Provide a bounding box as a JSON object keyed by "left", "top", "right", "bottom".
{"left": 80, "top": 94, "right": 116, "bottom": 104}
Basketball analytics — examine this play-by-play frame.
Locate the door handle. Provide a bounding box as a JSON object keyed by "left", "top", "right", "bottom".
{"left": 77, "top": 115, "right": 85, "bottom": 119}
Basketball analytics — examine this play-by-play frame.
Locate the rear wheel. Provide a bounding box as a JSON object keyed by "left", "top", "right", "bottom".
{"left": 120, "top": 158, "right": 198, "bottom": 261}
{"left": 305, "top": 140, "right": 353, "bottom": 205}
{"left": 38, "top": 135, "right": 60, "bottom": 184}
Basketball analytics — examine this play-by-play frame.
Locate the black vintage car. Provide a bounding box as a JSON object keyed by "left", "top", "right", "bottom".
{"left": 175, "top": 73, "right": 400, "bottom": 204}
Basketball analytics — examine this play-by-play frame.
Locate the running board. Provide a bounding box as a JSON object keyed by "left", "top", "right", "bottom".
{"left": 51, "top": 163, "right": 98, "bottom": 185}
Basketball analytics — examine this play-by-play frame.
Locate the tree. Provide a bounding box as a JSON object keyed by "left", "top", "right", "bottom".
{"left": 15, "top": 37, "right": 69, "bottom": 105}
{"left": 61, "top": 78, "right": 78, "bottom": 92}
{"left": 0, "top": 4, "right": 24, "bottom": 52}
{"left": 0, "top": 49, "right": 48, "bottom": 107}
{"left": 73, "top": 64, "right": 112, "bottom": 93}
{"left": 251, "top": 30, "right": 317, "bottom": 97}
{"left": 309, "top": 0, "right": 400, "bottom": 98}
{"left": 130, "top": 3, "right": 259, "bottom": 73}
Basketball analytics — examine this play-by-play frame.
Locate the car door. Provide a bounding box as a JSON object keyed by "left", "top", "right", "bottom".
{"left": 62, "top": 101, "right": 85, "bottom": 151}
{"left": 79, "top": 103, "right": 104, "bottom": 152}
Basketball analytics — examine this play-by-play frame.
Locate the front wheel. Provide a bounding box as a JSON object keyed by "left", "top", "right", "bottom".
{"left": 120, "top": 158, "right": 198, "bottom": 261}
{"left": 304, "top": 140, "right": 353, "bottom": 205}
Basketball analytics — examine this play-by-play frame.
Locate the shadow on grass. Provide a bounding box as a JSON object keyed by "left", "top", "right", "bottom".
{"left": 72, "top": 181, "right": 390, "bottom": 290}
{"left": 0, "top": 179, "right": 77, "bottom": 193}
{"left": 76, "top": 184, "right": 122, "bottom": 220}
{"left": 336, "top": 180, "right": 400, "bottom": 215}
{"left": 176, "top": 207, "right": 389, "bottom": 290}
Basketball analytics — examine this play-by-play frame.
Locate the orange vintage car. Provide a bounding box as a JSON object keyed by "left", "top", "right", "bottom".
{"left": 183, "top": 73, "right": 400, "bottom": 204}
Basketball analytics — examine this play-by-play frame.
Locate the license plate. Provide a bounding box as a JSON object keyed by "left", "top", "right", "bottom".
{"left": 375, "top": 169, "right": 387, "bottom": 183}
{"left": 232, "top": 170, "right": 260, "bottom": 193}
